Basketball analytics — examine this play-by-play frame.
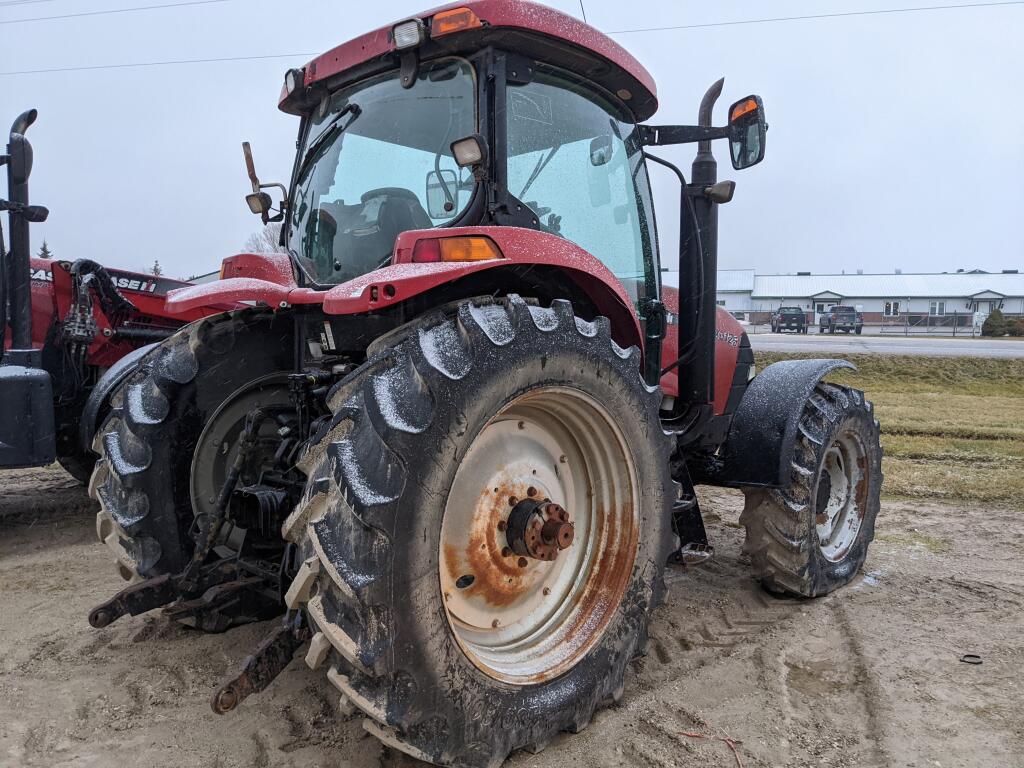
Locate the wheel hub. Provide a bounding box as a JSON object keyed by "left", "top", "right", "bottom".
{"left": 505, "top": 498, "right": 574, "bottom": 561}
{"left": 815, "top": 430, "right": 868, "bottom": 562}
{"left": 439, "top": 386, "right": 639, "bottom": 684}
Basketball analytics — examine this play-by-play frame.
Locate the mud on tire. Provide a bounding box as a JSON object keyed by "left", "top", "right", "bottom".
{"left": 89, "top": 310, "right": 293, "bottom": 584}
{"left": 740, "top": 382, "right": 882, "bottom": 597}
{"left": 282, "top": 296, "right": 675, "bottom": 768}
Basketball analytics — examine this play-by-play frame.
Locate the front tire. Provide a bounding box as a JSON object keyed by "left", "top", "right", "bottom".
{"left": 89, "top": 311, "right": 293, "bottom": 609}
{"left": 282, "top": 297, "right": 674, "bottom": 767}
{"left": 740, "top": 383, "right": 882, "bottom": 597}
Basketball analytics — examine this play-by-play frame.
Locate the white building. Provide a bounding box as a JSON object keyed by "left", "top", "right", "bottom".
{"left": 717, "top": 270, "right": 1024, "bottom": 325}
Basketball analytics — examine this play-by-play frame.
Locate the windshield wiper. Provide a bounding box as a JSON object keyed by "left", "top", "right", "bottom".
{"left": 295, "top": 103, "right": 361, "bottom": 183}
{"left": 518, "top": 143, "right": 561, "bottom": 199}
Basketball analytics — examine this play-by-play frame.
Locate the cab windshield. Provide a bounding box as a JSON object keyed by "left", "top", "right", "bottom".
{"left": 287, "top": 58, "right": 477, "bottom": 285}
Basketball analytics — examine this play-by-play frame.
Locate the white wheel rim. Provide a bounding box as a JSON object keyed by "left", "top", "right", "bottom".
{"left": 815, "top": 430, "right": 869, "bottom": 562}
{"left": 439, "top": 386, "right": 639, "bottom": 685}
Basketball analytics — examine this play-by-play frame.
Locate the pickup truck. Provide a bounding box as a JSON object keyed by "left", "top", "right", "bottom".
{"left": 819, "top": 305, "right": 864, "bottom": 334}
{"left": 770, "top": 306, "right": 808, "bottom": 333}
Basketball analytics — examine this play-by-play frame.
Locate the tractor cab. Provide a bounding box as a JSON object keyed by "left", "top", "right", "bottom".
{"left": 241, "top": 0, "right": 767, "bottom": 417}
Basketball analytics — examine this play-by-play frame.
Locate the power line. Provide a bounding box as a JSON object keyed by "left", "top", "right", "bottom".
{"left": 0, "top": 0, "right": 230, "bottom": 25}
{"left": 605, "top": 1, "right": 1024, "bottom": 34}
{"left": 579, "top": 1, "right": 587, "bottom": 23}
{"left": 1, "top": 51, "right": 315, "bottom": 76}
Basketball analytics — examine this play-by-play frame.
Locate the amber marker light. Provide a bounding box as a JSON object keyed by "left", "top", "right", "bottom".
{"left": 730, "top": 98, "right": 759, "bottom": 122}
{"left": 431, "top": 7, "right": 483, "bottom": 37}
{"left": 412, "top": 236, "right": 503, "bottom": 263}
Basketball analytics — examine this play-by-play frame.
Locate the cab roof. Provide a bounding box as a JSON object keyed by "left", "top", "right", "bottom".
{"left": 279, "top": 0, "right": 658, "bottom": 121}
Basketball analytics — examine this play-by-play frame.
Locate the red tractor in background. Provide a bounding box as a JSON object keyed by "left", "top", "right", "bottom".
{"left": 1, "top": 109, "right": 230, "bottom": 482}
{"left": 84, "top": 3, "right": 883, "bottom": 766}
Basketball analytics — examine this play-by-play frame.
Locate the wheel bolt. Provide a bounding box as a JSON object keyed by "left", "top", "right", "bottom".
{"left": 492, "top": 619, "right": 500, "bottom": 628}
{"left": 518, "top": 557, "right": 528, "bottom": 568}
{"left": 501, "top": 547, "right": 512, "bottom": 558}
{"left": 497, "top": 520, "right": 507, "bottom": 532}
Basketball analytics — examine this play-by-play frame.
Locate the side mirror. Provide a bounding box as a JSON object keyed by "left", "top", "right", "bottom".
{"left": 22, "top": 204, "right": 49, "bottom": 223}
{"left": 241, "top": 141, "right": 286, "bottom": 223}
{"left": 727, "top": 95, "right": 767, "bottom": 170}
{"left": 589, "top": 135, "right": 613, "bottom": 166}
{"left": 426, "top": 169, "right": 459, "bottom": 219}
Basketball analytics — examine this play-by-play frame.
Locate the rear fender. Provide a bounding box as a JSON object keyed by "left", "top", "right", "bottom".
{"left": 712, "top": 359, "right": 855, "bottom": 488}
{"left": 167, "top": 228, "right": 643, "bottom": 350}
{"left": 325, "top": 227, "right": 641, "bottom": 348}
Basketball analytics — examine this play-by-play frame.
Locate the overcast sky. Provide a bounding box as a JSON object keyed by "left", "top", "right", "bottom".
{"left": 2, "top": 0, "right": 1021, "bottom": 279}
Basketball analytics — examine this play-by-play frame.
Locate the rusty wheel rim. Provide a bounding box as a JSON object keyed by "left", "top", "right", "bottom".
{"left": 815, "top": 430, "right": 868, "bottom": 562}
{"left": 439, "top": 386, "right": 640, "bottom": 685}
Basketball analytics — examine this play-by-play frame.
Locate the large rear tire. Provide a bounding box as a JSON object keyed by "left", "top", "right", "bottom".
{"left": 283, "top": 296, "right": 674, "bottom": 767}
{"left": 740, "top": 382, "right": 882, "bottom": 597}
{"left": 89, "top": 311, "right": 293, "bottom": 601}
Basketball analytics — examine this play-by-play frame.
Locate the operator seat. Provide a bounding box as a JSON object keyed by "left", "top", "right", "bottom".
{"left": 315, "top": 188, "right": 432, "bottom": 283}
{"left": 355, "top": 187, "right": 431, "bottom": 272}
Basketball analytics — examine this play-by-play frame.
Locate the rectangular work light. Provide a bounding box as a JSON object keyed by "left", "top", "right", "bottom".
{"left": 393, "top": 19, "right": 426, "bottom": 49}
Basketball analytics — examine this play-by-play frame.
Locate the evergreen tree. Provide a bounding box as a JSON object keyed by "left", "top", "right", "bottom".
{"left": 981, "top": 308, "right": 1006, "bottom": 337}
{"left": 151, "top": 259, "right": 163, "bottom": 276}
{"left": 37, "top": 240, "right": 53, "bottom": 259}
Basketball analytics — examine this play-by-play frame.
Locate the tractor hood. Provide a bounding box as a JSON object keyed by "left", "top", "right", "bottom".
{"left": 279, "top": 0, "right": 658, "bottom": 121}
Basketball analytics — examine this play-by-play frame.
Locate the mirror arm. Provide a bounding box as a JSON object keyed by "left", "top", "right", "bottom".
{"left": 639, "top": 124, "right": 728, "bottom": 146}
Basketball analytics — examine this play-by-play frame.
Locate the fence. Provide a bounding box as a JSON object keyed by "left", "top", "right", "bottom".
{"left": 879, "top": 311, "right": 977, "bottom": 336}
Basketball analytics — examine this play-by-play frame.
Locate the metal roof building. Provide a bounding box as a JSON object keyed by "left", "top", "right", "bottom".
{"left": 717, "top": 269, "right": 1024, "bottom": 323}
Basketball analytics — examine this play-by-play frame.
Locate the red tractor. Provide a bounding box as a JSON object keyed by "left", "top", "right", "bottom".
{"left": 85, "top": 3, "right": 883, "bottom": 765}
{"left": 0, "top": 110, "right": 230, "bottom": 482}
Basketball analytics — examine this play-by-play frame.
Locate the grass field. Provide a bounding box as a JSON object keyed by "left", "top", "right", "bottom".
{"left": 755, "top": 353, "right": 1024, "bottom": 504}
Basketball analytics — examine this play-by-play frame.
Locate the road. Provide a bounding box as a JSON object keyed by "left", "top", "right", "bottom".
{"left": 749, "top": 331, "right": 1024, "bottom": 358}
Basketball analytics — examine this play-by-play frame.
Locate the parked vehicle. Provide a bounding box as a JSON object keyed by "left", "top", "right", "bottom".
{"left": 771, "top": 306, "right": 808, "bottom": 333}
{"left": 85, "top": 4, "right": 883, "bottom": 765}
{"left": 0, "top": 110, "right": 231, "bottom": 483}
{"left": 819, "top": 304, "right": 864, "bottom": 334}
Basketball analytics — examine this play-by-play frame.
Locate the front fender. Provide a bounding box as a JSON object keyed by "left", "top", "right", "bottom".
{"left": 79, "top": 342, "right": 158, "bottom": 452}
{"left": 712, "top": 358, "right": 855, "bottom": 488}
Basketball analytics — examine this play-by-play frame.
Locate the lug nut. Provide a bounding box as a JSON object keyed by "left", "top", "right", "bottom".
{"left": 497, "top": 520, "right": 507, "bottom": 532}
{"left": 518, "top": 557, "right": 528, "bottom": 568}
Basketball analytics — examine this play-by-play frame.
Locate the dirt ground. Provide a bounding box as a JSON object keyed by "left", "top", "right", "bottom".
{"left": 2, "top": 466, "right": 1022, "bottom": 768}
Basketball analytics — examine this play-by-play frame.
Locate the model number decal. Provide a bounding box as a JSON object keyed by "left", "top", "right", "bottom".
{"left": 715, "top": 329, "right": 740, "bottom": 347}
